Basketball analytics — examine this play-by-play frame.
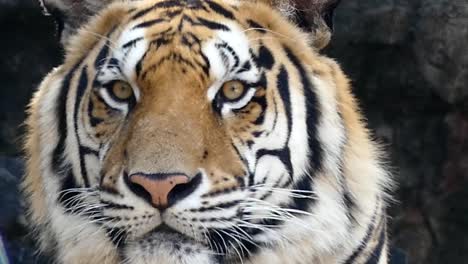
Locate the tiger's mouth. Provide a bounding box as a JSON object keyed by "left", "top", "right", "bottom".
{"left": 144, "top": 224, "right": 197, "bottom": 245}
{"left": 145, "top": 224, "right": 199, "bottom": 243}
{"left": 151, "top": 223, "right": 180, "bottom": 234}
{"left": 124, "top": 224, "right": 219, "bottom": 264}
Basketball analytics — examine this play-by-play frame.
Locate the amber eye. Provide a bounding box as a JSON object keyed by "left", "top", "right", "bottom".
{"left": 109, "top": 81, "right": 133, "bottom": 101}
{"left": 221, "top": 80, "right": 246, "bottom": 101}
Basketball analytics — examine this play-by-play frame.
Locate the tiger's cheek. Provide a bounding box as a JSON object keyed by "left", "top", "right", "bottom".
{"left": 83, "top": 91, "right": 125, "bottom": 141}
{"left": 79, "top": 90, "right": 130, "bottom": 189}
{"left": 199, "top": 139, "right": 248, "bottom": 192}
{"left": 99, "top": 137, "right": 129, "bottom": 192}
{"left": 205, "top": 169, "right": 246, "bottom": 193}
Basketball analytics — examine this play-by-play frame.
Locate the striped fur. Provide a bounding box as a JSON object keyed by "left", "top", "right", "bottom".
{"left": 23, "top": 0, "right": 391, "bottom": 263}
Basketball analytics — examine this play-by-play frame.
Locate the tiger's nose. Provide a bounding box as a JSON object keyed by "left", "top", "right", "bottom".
{"left": 128, "top": 173, "right": 200, "bottom": 209}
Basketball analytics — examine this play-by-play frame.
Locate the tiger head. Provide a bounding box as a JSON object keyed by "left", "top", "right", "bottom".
{"left": 25, "top": 0, "right": 389, "bottom": 263}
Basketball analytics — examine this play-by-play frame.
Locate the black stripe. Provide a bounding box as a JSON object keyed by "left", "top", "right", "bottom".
{"left": 131, "top": 0, "right": 183, "bottom": 20}
{"left": 365, "top": 225, "right": 386, "bottom": 264}
{"left": 101, "top": 200, "right": 135, "bottom": 210}
{"left": 264, "top": 94, "right": 279, "bottom": 136}
{"left": 150, "top": 36, "right": 172, "bottom": 49}
{"left": 182, "top": 32, "right": 201, "bottom": 46}
{"left": 179, "top": 14, "right": 197, "bottom": 30}
{"left": 88, "top": 93, "right": 105, "bottom": 127}
{"left": 52, "top": 61, "right": 82, "bottom": 174}
{"left": 57, "top": 170, "right": 81, "bottom": 211}
{"left": 94, "top": 41, "right": 110, "bottom": 69}
{"left": 250, "top": 89, "right": 267, "bottom": 125}
{"left": 81, "top": 146, "right": 99, "bottom": 156}
{"left": 216, "top": 42, "right": 240, "bottom": 69}
{"left": 89, "top": 116, "right": 104, "bottom": 127}
{"left": 132, "top": 18, "right": 165, "bottom": 29}
{"left": 276, "top": 65, "right": 293, "bottom": 143}
{"left": 190, "top": 200, "right": 241, "bottom": 213}
{"left": 74, "top": 66, "right": 91, "bottom": 187}
{"left": 106, "top": 227, "right": 127, "bottom": 248}
{"left": 122, "top": 37, "right": 144, "bottom": 49}
{"left": 205, "top": 0, "right": 235, "bottom": 19}
{"left": 256, "top": 149, "right": 293, "bottom": 180}
{"left": 201, "top": 186, "right": 239, "bottom": 198}
{"left": 237, "top": 61, "right": 252, "bottom": 73}
{"left": 252, "top": 164, "right": 316, "bottom": 220}
{"left": 181, "top": 34, "right": 195, "bottom": 48}
{"left": 255, "top": 44, "right": 275, "bottom": 70}
{"left": 108, "top": 58, "right": 120, "bottom": 68}
{"left": 256, "top": 172, "right": 290, "bottom": 202}
{"left": 246, "top": 19, "right": 266, "bottom": 33}
{"left": 161, "top": 9, "right": 183, "bottom": 19}
{"left": 344, "top": 200, "right": 381, "bottom": 264}
{"left": 230, "top": 142, "right": 250, "bottom": 180}
{"left": 336, "top": 117, "right": 353, "bottom": 223}
{"left": 185, "top": 0, "right": 207, "bottom": 11}
{"left": 199, "top": 48, "right": 211, "bottom": 76}
{"left": 206, "top": 226, "right": 259, "bottom": 257}
{"left": 289, "top": 174, "right": 316, "bottom": 212}
{"left": 99, "top": 186, "right": 124, "bottom": 197}
{"left": 284, "top": 46, "right": 323, "bottom": 172}
{"left": 135, "top": 49, "right": 148, "bottom": 77}
{"left": 190, "top": 216, "right": 236, "bottom": 223}
{"left": 196, "top": 17, "right": 230, "bottom": 31}
{"left": 343, "top": 190, "right": 358, "bottom": 224}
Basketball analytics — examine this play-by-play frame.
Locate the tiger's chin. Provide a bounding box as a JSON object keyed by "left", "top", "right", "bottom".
{"left": 123, "top": 226, "right": 219, "bottom": 264}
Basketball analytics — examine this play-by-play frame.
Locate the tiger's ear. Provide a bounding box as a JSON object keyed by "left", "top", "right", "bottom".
{"left": 262, "top": 0, "right": 341, "bottom": 50}
{"left": 39, "top": 0, "right": 115, "bottom": 45}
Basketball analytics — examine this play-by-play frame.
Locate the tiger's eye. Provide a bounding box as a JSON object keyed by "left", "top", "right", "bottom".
{"left": 222, "top": 80, "right": 245, "bottom": 100}
{"left": 110, "top": 81, "right": 133, "bottom": 100}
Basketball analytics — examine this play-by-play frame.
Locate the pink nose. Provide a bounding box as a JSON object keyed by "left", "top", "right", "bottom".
{"left": 129, "top": 173, "right": 190, "bottom": 209}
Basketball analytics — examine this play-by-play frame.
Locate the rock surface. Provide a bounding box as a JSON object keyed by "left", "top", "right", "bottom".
{"left": 0, "top": 0, "right": 62, "bottom": 155}
{"left": 327, "top": 1, "right": 468, "bottom": 263}
{"left": 0, "top": 0, "right": 467, "bottom": 263}
{"left": 0, "top": 157, "right": 50, "bottom": 263}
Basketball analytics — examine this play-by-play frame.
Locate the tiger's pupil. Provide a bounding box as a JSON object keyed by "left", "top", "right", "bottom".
{"left": 222, "top": 81, "right": 245, "bottom": 100}
{"left": 111, "top": 81, "right": 133, "bottom": 100}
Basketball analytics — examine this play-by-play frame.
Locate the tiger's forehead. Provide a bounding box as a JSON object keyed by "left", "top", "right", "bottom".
{"left": 100, "top": 0, "right": 262, "bottom": 96}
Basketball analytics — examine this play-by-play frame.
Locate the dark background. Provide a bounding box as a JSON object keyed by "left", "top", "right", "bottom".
{"left": 1, "top": 0, "right": 467, "bottom": 263}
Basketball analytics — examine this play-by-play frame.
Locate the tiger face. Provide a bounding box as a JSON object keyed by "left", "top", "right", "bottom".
{"left": 76, "top": 0, "right": 321, "bottom": 254}
{"left": 25, "top": 0, "right": 390, "bottom": 263}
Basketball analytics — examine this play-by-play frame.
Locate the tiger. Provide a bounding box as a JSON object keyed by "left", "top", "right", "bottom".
{"left": 23, "top": 0, "right": 392, "bottom": 263}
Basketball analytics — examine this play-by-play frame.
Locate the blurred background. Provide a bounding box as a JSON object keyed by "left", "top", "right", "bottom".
{"left": 0, "top": 0, "right": 467, "bottom": 263}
